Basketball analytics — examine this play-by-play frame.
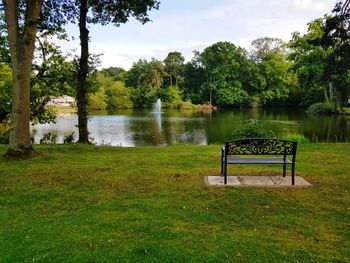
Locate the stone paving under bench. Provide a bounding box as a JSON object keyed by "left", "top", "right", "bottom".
{"left": 205, "top": 176, "right": 312, "bottom": 187}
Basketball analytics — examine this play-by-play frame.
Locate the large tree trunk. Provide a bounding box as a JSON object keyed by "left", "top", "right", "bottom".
{"left": 3, "top": 0, "right": 43, "bottom": 157}
{"left": 77, "top": 0, "right": 90, "bottom": 143}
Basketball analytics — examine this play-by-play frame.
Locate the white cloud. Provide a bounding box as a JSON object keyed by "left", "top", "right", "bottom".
{"left": 59, "top": 0, "right": 337, "bottom": 69}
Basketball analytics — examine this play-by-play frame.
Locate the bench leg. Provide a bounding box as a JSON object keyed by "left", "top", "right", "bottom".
{"left": 221, "top": 159, "right": 223, "bottom": 177}
{"left": 291, "top": 163, "right": 295, "bottom": 185}
{"left": 224, "top": 163, "right": 227, "bottom": 184}
{"left": 283, "top": 162, "right": 286, "bottom": 177}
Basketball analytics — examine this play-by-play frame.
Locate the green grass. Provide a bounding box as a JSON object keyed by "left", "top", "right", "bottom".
{"left": 0, "top": 144, "right": 349, "bottom": 262}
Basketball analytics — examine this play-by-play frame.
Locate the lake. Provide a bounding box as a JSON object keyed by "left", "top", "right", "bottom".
{"left": 32, "top": 108, "right": 350, "bottom": 146}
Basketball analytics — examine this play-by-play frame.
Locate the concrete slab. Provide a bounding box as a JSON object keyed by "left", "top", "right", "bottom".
{"left": 240, "top": 176, "right": 274, "bottom": 186}
{"left": 206, "top": 175, "right": 240, "bottom": 186}
{"left": 205, "top": 176, "right": 312, "bottom": 187}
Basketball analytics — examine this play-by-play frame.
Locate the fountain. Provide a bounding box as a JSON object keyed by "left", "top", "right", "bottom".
{"left": 154, "top": 98, "right": 161, "bottom": 113}
{"left": 153, "top": 98, "right": 162, "bottom": 130}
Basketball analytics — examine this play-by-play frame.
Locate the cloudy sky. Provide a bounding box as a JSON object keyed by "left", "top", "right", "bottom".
{"left": 62, "top": 0, "right": 337, "bottom": 69}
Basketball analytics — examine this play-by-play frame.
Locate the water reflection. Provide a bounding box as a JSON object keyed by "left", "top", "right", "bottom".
{"left": 31, "top": 108, "right": 350, "bottom": 146}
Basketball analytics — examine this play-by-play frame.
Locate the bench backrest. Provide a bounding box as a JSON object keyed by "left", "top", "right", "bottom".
{"left": 225, "top": 138, "right": 297, "bottom": 156}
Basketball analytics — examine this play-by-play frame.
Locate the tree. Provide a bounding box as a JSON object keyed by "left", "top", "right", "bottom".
{"left": 31, "top": 33, "right": 76, "bottom": 123}
{"left": 1, "top": 0, "right": 44, "bottom": 156}
{"left": 289, "top": 15, "right": 349, "bottom": 112}
{"left": 200, "top": 41, "right": 250, "bottom": 106}
{"left": 100, "top": 66, "right": 126, "bottom": 82}
{"left": 163, "top": 51, "right": 184, "bottom": 87}
{"left": 250, "top": 38, "right": 292, "bottom": 105}
{"left": 127, "top": 58, "right": 165, "bottom": 107}
{"left": 320, "top": 1, "right": 350, "bottom": 112}
{"left": 288, "top": 19, "right": 330, "bottom": 106}
{"left": 250, "top": 37, "right": 288, "bottom": 63}
{"left": 1, "top": 0, "right": 76, "bottom": 156}
{"left": 182, "top": 51, "right": 206, "bottom": 104}
{"left": 75, "top": 0, "right": 160, "bottom": 143}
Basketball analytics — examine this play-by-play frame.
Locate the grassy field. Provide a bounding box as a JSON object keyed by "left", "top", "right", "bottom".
{"left": 0, "top": 143, "right": 349, "bottom": 262}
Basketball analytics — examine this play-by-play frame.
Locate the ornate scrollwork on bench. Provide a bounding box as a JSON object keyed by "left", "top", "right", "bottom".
{"left": 226, "top": 138, "right": 294, "bottom": 155}
{"left": 221, "top": 138, "right": 297, "bottom": 185}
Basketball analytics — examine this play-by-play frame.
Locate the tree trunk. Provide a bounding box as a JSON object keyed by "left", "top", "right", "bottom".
{"left": 329, "top": 82, "right": 344, "bottom": 114}
{"left": 329, "top": 82, "right": 334, "bottom": 101}
{"left": 3, "top": 0, "right": 43, "bottom": 157}
{"left": 324, "top": 85, "right": 330, "bottom": 104}
{"left": 77, "top": 0, "right": 90, "bottom": 143}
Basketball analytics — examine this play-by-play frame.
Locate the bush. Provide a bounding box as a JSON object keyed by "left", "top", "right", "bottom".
{"left": 232, "top": 119, "right": 281, "bottom": 139}
{"left": 30, "top": 129, "right": 38, "bottom": 143}
{"left": 40, "top": 131, "right": 58, "bottom": 144}
{"left": 307, "top": 102, "right": 336, "bottom": 115}
{"left": 0, "top": 123, "right": 10, "bottom": 144}
{"left": 281, "top": 132, "right": 310, "bottom": 144}
{"left": 63, "top": 131, "right": 76, "bottom": 144}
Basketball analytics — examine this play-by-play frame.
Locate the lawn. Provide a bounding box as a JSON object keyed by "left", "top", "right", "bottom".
{"left": 0, "top": 144, "right": 349, "bottom": 262}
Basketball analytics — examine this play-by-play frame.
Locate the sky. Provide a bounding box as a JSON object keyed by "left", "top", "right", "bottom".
{"left": 61, "top": 0, "right": 337, "bottom": 70}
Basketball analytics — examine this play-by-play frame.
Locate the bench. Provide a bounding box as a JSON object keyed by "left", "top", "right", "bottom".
{"left": 221, "top": 138, "right": 297, "bottom": 185}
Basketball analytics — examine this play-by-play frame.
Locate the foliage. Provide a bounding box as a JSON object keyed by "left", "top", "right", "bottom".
{"left": 320, "top": 1, "right": 350, "bottom": 111}
{"left": 87, "top": 89, "right": 107, "bottom": 111}
{"left": 163, "top": 51, "right": 184, "bottom": 87}
{"left": 63, "top": 131, "right": 76, "bottom": 144}
{"left": 250, "top": 37, "right": 289, "bottom": 62}
{"left": 281, "top": 132, "right": 310, "bottom": 144}
{"left": 160, "top": 86, "right": 183, "bottom": 108}
{"left": 289, "top": 12, "right": 350, "bottom": 112}
{"left": 182, "top": 53, "right": 207, "bottom": 104}
{"left": 200, "top": 41, "right": 250, "bottom": 106}
{"left": 0, "top": 122, "right": 10, "bottom": 144}
{"left": 99, "top": 67, "right": 126, "bottom": 82}
{"left": 216, "top": 84, "right": 249, "bottom": 106}
{"left": 39, "top": 130, "right": 58, "bottom": 144}
{"left": 105, "top": 81, "right": 133, "bottom": 109}
{"left": 307, "top": 102, "right": 337, "bottom": 115}
{"left": 0, "top": 63, "right": 11, "bottom": 122}
{"left": 127, "top": 59, "right": 165, "bottom": 108}
{"left": 231, "top": 119, "right": 280, "bottom": 139}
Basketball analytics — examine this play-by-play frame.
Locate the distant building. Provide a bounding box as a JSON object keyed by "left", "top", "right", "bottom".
{"left": 47, "top": 96, "right": 76, "bottom": 107}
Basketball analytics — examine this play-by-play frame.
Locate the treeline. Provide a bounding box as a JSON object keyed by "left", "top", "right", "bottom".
{"left": 89, "top": 14, "right": 350, "bottom": 112}
{"left": 89, "top": 38, "right": 295, "bottom": 110}
{"left": 1, "top": 10, "right": 350, "bottom": 122}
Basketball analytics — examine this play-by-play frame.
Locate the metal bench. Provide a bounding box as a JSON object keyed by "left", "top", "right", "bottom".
{"left": 221, "top": 138, "right": 297, "bottom": 185}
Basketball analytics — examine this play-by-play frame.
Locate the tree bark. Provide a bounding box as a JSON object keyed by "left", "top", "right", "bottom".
{"left": 3, "top": 0, "right": 43, "bottom": 157}
{"left": 324, "top": 85, "right": 330, "bottom": 103}
{"left": 77, "top": 0, "right": 90, "bottom": 143}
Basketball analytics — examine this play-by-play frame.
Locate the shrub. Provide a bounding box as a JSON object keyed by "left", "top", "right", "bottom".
{"left": 281, "top": 132, "right": 310, "bottom": 144}
{"left": 232, "top": 119, "right": 281, "bottom": 139}
{"left": 30, "top": 129, "right": 38, "bottom": 143}
{"left": 307, "top": 102, "right": 336, "bottom": 115}
{"left": 40, "top": 131, "right": 58, "bottom": 144}
{"left": 63, "top": 131, "right": 76, "bottom": 144}
{"left": 178, "top": 100, "right": 197, "bottom": 110}
{"left": 0, "top": 123, "right": 10, "bottom": 144}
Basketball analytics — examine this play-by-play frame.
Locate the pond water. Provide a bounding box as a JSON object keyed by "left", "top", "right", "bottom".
{"left": 32, "top": 108, "right": 350, "bottom": 146}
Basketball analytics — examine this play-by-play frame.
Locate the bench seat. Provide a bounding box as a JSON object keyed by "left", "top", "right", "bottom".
{"left": 224, "top": 157, "right": 292, "bottom": 164}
